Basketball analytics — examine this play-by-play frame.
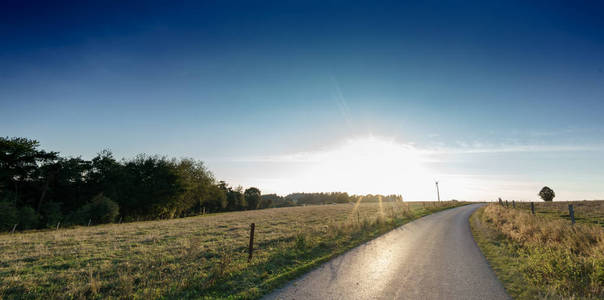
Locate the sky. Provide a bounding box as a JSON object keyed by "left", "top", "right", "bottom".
{"left": 1, "top": 0, "right": 603, "bottom": 201}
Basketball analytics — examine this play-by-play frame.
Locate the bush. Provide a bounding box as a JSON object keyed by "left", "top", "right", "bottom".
{"left": 18, "top": 206, "right": 39, "bottom": 230}
{"left": 41, "top": 201, "right": 63, "bottom": 228}
{"left": 74, "top": 194, "right": 120, "bottom": 225}
{"left": 0, "top": 200, "right": 18, "bottom": 231}
{"left": 91, "top": 195, "right": 119, "bottom": 223}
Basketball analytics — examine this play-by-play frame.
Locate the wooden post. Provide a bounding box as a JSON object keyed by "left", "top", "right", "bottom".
{"left": 531, "top": 202, "right": 535, "bottom": 215}
{"left": 11, "top": 224, "right": 17, "bottom": 234}
{"left": 248, "top": 223, "right": 255, "bottom": 262}
{"left": 569, "top": 204, "right": 575, "bottom": 225}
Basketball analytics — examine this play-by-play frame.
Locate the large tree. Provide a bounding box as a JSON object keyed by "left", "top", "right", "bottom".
{"left": 244, "top": 187, "right": 261, "bottom": 210}
{"left": 539, "top": 186, "right": 555, "bottom": 202}
{"left": 175, "top": 158, "right": 215, "bottom": 216}
{"left": 119, "top": 155, "right": 183, "bottom": 219}
{"left": 0, "top": 137, "right": 58, "bottom": 206}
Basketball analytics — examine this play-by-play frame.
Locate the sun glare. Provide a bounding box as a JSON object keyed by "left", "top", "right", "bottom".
{"left": 295, "top": 136, "right": 435, "bottom": 200}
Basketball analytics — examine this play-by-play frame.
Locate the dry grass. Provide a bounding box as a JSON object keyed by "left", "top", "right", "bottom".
{"left": 512, "top": 200, "right": 604, "bottom": 227}
{"left": 476, "top": 203, "right": 604, "bottom": 299}
{"left": 0, "top": 201, "right": 464, "bottom": 299}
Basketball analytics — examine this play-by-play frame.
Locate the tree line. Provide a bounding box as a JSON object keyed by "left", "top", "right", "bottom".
{"left": 0, "top": 137, "right": 402, "bottom": 231}
{"left": 261, "top": 193, "right": 402, "bottom": 207}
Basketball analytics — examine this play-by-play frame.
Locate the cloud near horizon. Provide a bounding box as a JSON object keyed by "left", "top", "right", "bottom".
{"left": 213, "top": 136, "right": 604, "bottom": 201}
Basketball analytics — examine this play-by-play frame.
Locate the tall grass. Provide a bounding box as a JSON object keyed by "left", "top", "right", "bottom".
{"left": 480, "top": 204, "right": 604, "bottom": 298}
{"left": 514, "top": 200, "right": 604, "bottom": 227}
{"left": 0, "top": 201, "right": 465, "bottom": 299}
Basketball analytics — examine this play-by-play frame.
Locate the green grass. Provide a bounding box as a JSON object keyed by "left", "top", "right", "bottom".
{"left": 471, "top": 203, "right": 604, "bottom": 299}
{"left": 1, "top": 201, "right": 467, "bottom": 299}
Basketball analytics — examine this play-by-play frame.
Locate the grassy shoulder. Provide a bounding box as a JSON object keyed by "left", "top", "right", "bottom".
{"left": 470, "top": 204, "right": 604, "bottom": 299}
{"left": 1, "top": 201, "right": 468, "bottom": 299}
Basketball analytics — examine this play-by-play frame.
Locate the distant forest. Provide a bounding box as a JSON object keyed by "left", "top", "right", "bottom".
{"left": 0, "top": 137, "right": 402, "bottom": 231}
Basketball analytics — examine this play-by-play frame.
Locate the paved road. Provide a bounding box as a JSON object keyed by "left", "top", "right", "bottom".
{"left": 265, "top": 204, "right": 509, "bottom": 300}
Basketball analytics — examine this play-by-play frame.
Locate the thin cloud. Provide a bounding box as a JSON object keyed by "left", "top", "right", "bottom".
{"left": 230, "top": 142, "right": 604, "bottom": 163}
{"left": 422, "top": 144, "right": 604, "bottom": 155}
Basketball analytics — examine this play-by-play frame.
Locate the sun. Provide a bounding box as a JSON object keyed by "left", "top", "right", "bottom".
{"left": 295, "top": 136, "right": 436, "bottom": 200}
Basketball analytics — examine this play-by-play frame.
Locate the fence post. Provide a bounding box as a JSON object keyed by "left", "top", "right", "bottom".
{"left": 531, "top": 202, "right": 535, "bottom": 215}
{"left": 568, "top": 204, "right": 575, "bottom": 225}
{"left": 248, "top": 223, "right": 255, "bottom": 262}
{"left": 11, "top": 223, "right": 18, "bottom": 234}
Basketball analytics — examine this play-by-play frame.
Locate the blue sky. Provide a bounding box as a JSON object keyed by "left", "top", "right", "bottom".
{"left": 1, "top": 1, "right": 603, "bottom": 201}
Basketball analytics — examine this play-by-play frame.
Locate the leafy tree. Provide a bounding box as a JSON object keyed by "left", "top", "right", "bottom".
{"left": 205, "top": 184, "right": 227, "bottom": 212}
{"left": 47, "top": 157, "right": 91, "bottom": 213}
{"left": 227, "top": 186, "right": 246, "bottom": 210}
{"left": 218, "top": 181, "right": 246, "bottom": 211}
{"left": 244, "top": 187, "right": 261, "bottom": 210}
{"left": 119, "top": 155, "right": 183, "bottom": 219}
{"left": 263, "top": 194, "right": 292, "bottom": 207}
{"left": 539, "top": 186, "right": 555, "bottom": 202}
{"left": 0, "top": 137, "right": 58, "bottom": 206}
{"left": 175, "top": 158, "right": 214, "bottom": 216}
{"left": 88, "top": 150, "right": 122, "bottom": 201}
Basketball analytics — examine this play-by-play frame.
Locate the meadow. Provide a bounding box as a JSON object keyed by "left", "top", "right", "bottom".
{"left": 471, "top": 201, "right": 604, "bottom": 299}
{"left": 1, "top": 201, "right": 465, "bottom": 299}
{"left": 514, "top": 200, "right": 604, "bottom": 227}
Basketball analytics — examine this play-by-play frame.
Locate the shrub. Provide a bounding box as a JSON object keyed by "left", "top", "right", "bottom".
{"left": 18, "top": 206, "right": 39, "bottom": 230}
{"left": 89, "top": 194, "right": 120, "bottom": 224}
{"left": 41, "top": 201, "right": 63, "bottom": 228}
{"left": 0, "top": 200, "right": 18, "bottom": 231}
{"left": 72, "top": 194, "right": 120, "bottom": 225}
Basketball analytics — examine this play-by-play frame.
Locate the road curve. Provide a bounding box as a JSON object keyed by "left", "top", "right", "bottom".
{"left": 264, "top": 204, "right": 509, "bottom": 300}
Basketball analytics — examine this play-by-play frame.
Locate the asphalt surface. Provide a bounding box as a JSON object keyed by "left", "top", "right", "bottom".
{"left": 264, "top": 204, "right": 509, "bottom": 300}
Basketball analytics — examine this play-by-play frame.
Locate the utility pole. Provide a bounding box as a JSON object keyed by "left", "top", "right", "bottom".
{"left": 435, "top": 180, "right": 441, "bottom": 202}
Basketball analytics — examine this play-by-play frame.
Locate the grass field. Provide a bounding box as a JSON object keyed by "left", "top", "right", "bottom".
{"left": 513, "top": 200, "right": 604, "bottom": 227}
{"left": 1, "top": 201, "right": 466, "bottom": 299}
{"left": 471, "top": 202, "right": 604, "bottom": 299}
